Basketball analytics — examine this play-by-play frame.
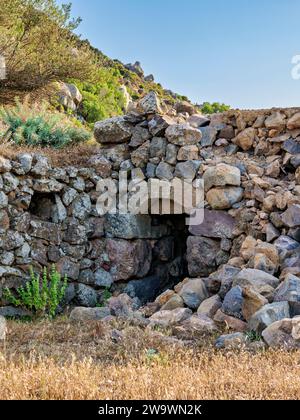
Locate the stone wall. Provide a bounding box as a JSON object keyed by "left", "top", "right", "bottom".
{"left": 2, "top": 92, "right": 300, "bottom": 323}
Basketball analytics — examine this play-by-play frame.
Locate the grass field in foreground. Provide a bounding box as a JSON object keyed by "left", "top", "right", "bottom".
{"left": 1, "top": 318, "right": 300, "bottom": 400}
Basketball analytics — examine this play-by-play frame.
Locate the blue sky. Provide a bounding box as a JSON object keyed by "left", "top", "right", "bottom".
{"left": 59, "top": 0, "right": 300, "bottom": 109}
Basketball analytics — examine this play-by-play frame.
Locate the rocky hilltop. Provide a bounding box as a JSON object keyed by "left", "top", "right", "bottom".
{"left": 2, "top": 92, "right": 300, "bottom": 349}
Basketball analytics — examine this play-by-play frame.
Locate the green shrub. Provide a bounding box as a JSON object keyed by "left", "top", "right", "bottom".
{"left": 4, "top": 266, "right": 68, "bottom": 318}
{"left": 201, "top": 102, "right": 231, "bottom": 114}
{"left": 0, "top": 100, "right": 91, "bottom": 148}
{"left": 70, "top": 67, "right": 126, "bottom": 124}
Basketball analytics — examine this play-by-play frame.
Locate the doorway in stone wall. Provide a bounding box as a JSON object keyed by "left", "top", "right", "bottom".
{"left": 123, "top": 214, "right": 190, "bottom": 305}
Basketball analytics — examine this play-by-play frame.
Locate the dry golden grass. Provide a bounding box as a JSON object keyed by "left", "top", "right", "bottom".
{"left": 1, "top": 318, "right": 300, "bottom": 400}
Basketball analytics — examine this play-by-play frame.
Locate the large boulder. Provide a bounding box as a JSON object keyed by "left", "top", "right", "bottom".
{"left": 248, "top": 302, "right": 290, "bottom": 333}
{"left": 104, "top": 214, "right": 168, "bottom": 239}
{"left": 189, "top": 209, "right": 237, "bottom": 239}
{"left": 187, "top": 236, "right": 229, "bottom": 277}
{"left": 106, "top": 239, "right": 152, "bottom": 281}
{"left": 206, "top": 187, "right": 244, "bottom": 210}
{"left": 203, "top": 164, "right": 241, "bottom": 192}
{"left": 274, "top": 274, "right": 300, "bottom": 316}
{"left": 137, "top": 91, "right": 163, "bottom": 114}
{"left": 233, "top": 269, "right": 280, "bottom": 297}
{"left": 178, "top": 278, "right": 209, "bottom": 309}
{"left": 165, "top": 124, "right": 202, "bottom": 146}
{"left": 264, "top": 112, "right": 286, "bottom": 130}
{"left": 94, "top": 116, "right": 133, "bottom": 144}
{"left": 262, "top": 317, "right": 300, "bottom": 348}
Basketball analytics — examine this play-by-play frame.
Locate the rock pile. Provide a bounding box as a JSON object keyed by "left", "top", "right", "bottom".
{"left": 92, "top": 93, "right": 300, "bottom": 349}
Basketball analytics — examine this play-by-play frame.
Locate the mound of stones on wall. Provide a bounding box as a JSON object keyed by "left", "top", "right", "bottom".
{"left": 3, "top": 92, "right": 300, "bottom": 349}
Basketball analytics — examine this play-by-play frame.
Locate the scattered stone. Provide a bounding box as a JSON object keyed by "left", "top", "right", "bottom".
{"left": 0, "top": 306, "right": 31, "bottom": 318}
{"left": 233, "top": 128, "right": 256, "bottom": 151}
{"left": 161, "top": 294, "right": 184, "bottom": 311}
{"left": 281, "top": 204, "right": 300, "bottom": 228}
{"left": 187, "top": 114, "right": 210, "bottom": 128}
{"left": 215, "top": 332, "right": 248, "bottom": 349}
{"left": 249, "top": 301, "right": 290, "bottom": 333}
{"left": 265, "top": 112, "right": 286, "bottom": 130}
{"left": 70, "top": 307, "right": 111, "bottom": 321}
{"left": 178, "top": 278, "right": 209, "bottom": 309}
{"left": 197, "top": 295, "right": 222, "bottom": 318}
{"left": 76, "top": 284, "right": 98, "bottom": 307}
{"left": 173, "top": 315, "right": 219, "bottom": 339}
{"left": 274, "top": 274, "right": 300, "bottom": 316}
{"left": 187, "top": 236, "right": 226, "bottom": 277}
{"left": 214, "top": 309, "right": 248, "bottom": 332}
{"left": 177, "top": 145, "right": 199, "bottom": 161}
{"left": 149, "top": 308, "right": 192, "bottom": 328}
{"left": 242, "top": 286, "right": 268, "bottom": 321}
{"left": 222, "top": 286, "right": 244, "bottom": 319}
{"left": 233, "top": 269, "right": 280, "bottom": 293}
{"left": 262, "top": 317, "right": 300, "bottom": 349}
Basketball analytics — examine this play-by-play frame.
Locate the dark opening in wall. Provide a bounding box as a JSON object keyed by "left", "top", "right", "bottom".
{"left": 123, "top": 214, "right": 189, "bottom": 305}
{"left": 29, "top": 192, "right": 56, "bottom": 222}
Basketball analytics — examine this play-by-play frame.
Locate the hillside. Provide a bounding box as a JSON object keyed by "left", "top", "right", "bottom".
{"left": 0, "top": 0, "right": 230, "bottom": 145}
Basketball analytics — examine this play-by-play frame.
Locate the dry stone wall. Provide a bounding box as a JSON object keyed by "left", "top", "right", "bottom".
{"left": 2, "top": 92, "right": 300, "bottom": 349}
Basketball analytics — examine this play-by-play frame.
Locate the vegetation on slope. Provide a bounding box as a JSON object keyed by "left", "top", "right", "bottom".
{"left": 0, "top": 99, "right": 91, "bottom": 148}
{"left": 0, "top": 0, "right": 230, "bottom": 149}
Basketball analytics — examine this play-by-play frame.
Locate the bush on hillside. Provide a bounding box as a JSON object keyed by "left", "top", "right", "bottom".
{"left": 0, "top": 100, "right": 91, "bottom": 148}
{"left": 201, "top": 102, "right": 231, "bottom": 114}
{"left": 71, "top": 68, "right": 126, "bottom": 123}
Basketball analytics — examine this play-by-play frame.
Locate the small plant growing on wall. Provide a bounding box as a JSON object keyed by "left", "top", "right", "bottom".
{"left": 4, "top": 266, "right": 68, "bottom": 319}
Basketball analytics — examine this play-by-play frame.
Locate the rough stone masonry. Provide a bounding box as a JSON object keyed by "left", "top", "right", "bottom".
{"left": 3, "top": 91, "right": 300, "bottom": 348}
